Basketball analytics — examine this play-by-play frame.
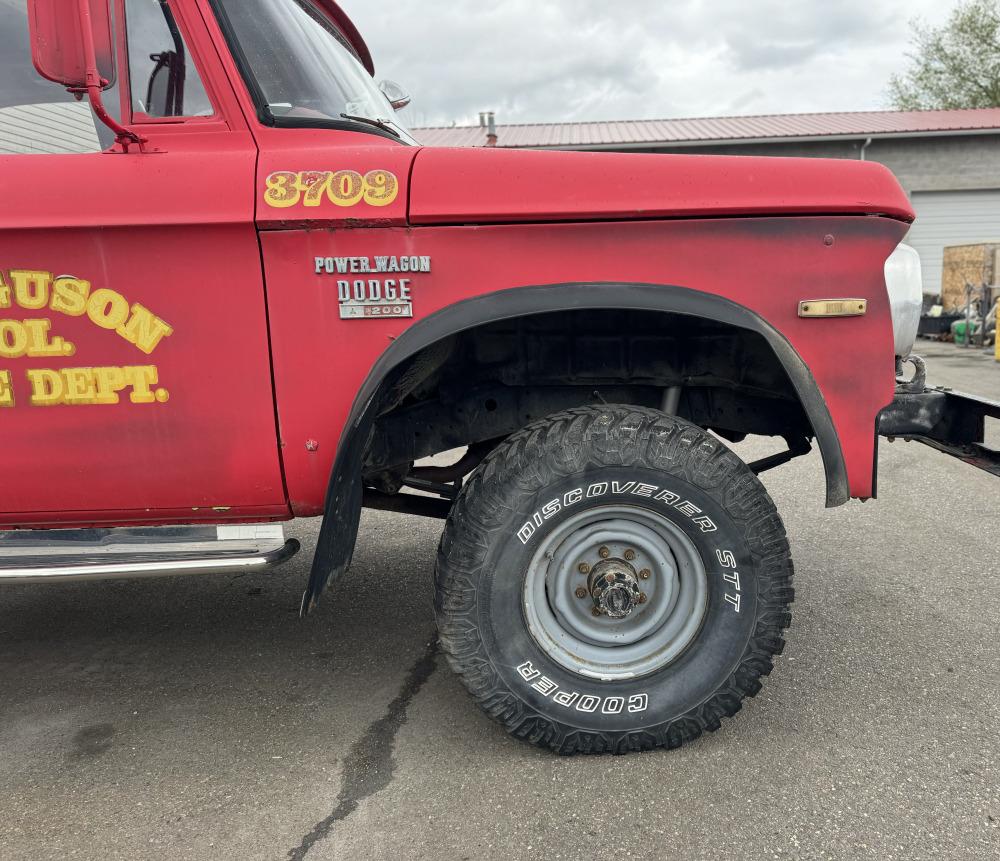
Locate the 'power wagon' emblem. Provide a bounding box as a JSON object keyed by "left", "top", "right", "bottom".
{"left": 314, "top": 255, "right": 431, "bottom": 320}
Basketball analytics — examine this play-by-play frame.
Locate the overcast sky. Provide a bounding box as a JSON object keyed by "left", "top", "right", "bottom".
{"left": 345, "top": 0, "right": 960, "bottom": 128}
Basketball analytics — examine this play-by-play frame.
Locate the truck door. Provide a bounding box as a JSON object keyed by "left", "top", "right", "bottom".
{"left": 0, "top": 0, "right": 286, "bottom": 526}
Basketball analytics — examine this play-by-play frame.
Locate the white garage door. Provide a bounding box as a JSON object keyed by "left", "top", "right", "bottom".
{"left": 906, "top": 190, "right": 1000, "bottom": 296}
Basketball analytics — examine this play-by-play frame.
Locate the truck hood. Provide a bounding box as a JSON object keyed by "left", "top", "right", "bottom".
{"left": 408, "top": 147, "right": 914, "bottom": 225}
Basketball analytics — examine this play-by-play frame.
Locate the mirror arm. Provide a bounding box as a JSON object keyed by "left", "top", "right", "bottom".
{"left": 74, "top": 0, "right": 146, "bottom": 152}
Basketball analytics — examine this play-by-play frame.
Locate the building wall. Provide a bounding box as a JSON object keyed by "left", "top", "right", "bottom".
{"left": 0, "top": 102, "right": 101, "bottom": 155}
{"left": 637, "top": 134, "right": 1000, "bottom": 195}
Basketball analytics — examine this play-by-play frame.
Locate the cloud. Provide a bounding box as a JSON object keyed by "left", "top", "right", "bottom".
{"left": 0, "top": 0, "right": 960, "bottom": 126}
{"left": 344, "top": 0, "right": 958, "bottom": 126}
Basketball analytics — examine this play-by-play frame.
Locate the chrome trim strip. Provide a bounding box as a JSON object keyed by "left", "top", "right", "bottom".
{"left": 0, "top": 539, "right": 300, "bottom": 584}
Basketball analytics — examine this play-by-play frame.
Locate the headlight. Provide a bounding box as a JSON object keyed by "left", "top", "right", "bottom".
{"left": 884, "top": 243, "right": 923, "bottom": 358}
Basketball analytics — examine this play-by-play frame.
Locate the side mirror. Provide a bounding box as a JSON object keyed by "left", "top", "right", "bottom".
{"left": 379, "top": 80, "right": 411, "bottom": 112}
{"left": 28, "top": 0, "right": 115, "bottom": 90}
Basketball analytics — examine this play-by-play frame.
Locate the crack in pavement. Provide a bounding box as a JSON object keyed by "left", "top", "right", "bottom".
{"left": 286, "top": 637, "right": 439, "bottom": 860}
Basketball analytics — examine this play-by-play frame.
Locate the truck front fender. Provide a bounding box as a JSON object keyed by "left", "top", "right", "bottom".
{"left": 301, "top": 282, "right": 847, "bottom": 614}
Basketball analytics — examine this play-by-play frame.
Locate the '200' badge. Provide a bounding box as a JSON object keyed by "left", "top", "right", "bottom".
{"left": 263, "top": 170, "right": 398, "bottom": 209}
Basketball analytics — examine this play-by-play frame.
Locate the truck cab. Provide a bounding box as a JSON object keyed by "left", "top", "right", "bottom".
{"left": 1, "top": 0, "right": 996, "bottom": 755}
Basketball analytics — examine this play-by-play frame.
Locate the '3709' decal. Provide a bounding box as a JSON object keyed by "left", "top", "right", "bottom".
{"left": 263, "top": 170, "right": 399, "bottom": 209}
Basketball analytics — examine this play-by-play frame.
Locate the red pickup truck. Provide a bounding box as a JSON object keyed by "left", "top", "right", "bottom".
{"left": 2, "top": 0, "right": 997, "bottom": 755}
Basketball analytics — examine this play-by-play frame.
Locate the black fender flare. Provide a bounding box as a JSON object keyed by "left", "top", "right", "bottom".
{"left": 301, "top": 282, "right": 847, "bottom": 613}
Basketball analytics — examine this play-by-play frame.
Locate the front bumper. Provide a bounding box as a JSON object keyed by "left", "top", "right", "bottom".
{"left": 879, "top": 386, "right": 1000, "bottom": 478}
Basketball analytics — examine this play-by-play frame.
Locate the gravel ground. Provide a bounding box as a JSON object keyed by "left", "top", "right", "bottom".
{"left": 1, "top": 340, "right": 997, "bottom": 861}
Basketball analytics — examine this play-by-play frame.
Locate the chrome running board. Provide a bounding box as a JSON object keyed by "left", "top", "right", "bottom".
{"left": 0, "top": 524, "right": 299, "bottom": 584}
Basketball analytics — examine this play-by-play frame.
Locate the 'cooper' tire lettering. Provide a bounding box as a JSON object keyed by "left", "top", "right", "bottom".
{"left": 601, "top": 697, "right": 625, "bottom": 715}
{"left": 514, "top": 661, "right": 649, "bottom": 714}
{"left": 627, "top": 694, "right": 649, "bottom": 713}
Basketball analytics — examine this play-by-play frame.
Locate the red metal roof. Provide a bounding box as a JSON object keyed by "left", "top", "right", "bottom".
{"left": 414, "top": 108, "right": 1000, "bottom": 149}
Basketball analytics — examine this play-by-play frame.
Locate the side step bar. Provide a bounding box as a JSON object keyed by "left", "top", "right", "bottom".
{"left": 0, "top": 524, "right": 299, "bottom": 584}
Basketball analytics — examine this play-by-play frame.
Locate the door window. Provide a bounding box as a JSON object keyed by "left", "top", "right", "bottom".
{"left": 126, "top": 0, "right": 213, "bottom": 118}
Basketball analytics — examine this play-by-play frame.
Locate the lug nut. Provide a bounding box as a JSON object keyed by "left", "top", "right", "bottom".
{"left": 599, "top": 546, "right": 610, "bottom": 559}
{"left": 575, "top": 587, "right": 588, "bottom": 599}
{"left": 640, "top": 568, "right": 651, "bottom": 580}
{"left": 638, "top": 592, "right": 648, "bottom": 604}
{"left": 578, "top": 562, "right": 591, "bottom": 575}
{"left": 624, "top": 549, "right": 636, "bottom": 561}
{"left": 591, "top": 607, "right": 602, "bottom": 617}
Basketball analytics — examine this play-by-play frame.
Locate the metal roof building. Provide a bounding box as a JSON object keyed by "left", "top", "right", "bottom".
{"left": 415, "top": 108, "right": 1000, "bottom": 149}
{"left": 416, "top": 109, "right": 1000, "bottom": 297}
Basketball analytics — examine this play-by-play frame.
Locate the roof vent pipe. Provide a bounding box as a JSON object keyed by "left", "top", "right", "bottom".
{"left": 486, "top": 111, "right": 497, "bottom": 147}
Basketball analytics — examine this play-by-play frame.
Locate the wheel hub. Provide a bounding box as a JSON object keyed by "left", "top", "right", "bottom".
{"left": 588, "top": 559, "right": 643, "bottom": 618}
{"left": 523, "top": 506, "right": 709, "bottom": 680}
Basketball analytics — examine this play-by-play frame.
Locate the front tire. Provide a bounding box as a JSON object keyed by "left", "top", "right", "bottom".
{"left": 434, "top": 406, "right": 793, "bottom": 754}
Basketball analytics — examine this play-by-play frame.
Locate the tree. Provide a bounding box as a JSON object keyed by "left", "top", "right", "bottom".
{"left": 889, "top": 0, "right": 1000, "bottom": 110}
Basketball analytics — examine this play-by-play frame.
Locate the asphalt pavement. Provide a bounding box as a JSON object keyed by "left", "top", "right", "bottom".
{"left": 1, "top": 340, "right": 998, "bottom": 860}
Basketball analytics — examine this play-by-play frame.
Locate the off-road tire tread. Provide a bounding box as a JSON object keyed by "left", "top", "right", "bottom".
{"left": 434, "top": 405, "right": 793, "bottom": 754}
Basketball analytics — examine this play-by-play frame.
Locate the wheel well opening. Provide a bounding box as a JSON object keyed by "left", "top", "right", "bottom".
{"left": 305, "top": 289, "right": 845, "bottom": 613}
{"left": 361, "top": 308, "right": 818, "bottom": 493}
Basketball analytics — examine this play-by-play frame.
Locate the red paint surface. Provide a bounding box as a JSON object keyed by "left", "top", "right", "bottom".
{"left": 409, "top": 147, "right": 914, "bottom": 224}
{"left": 262, "top": 216, "right": 907, "bottom": 515}
{"left": 0, "top": 0, "right": 914, "bottom": 527}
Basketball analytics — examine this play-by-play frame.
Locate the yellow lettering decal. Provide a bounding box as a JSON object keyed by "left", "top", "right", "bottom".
{"left": 1, "top": 267, "right": 175, "bottom": 407}
{"left": 11, "top": 270, "right": 52, "bottom": 310}
{"left": 86, "top": 288, "right": 130, "bottom": 330}
{"left": 297, "top": 171, "right": 333, "bottom": 207}
{"left": 328, "top": 170, "right": 364, "bottom": 207}
{"left": 50, "top": 276, "right": 91, "bottom": 316}
{"left": 264, "top": 171, "right": 301, "bottom": 208}
{"left": 93, "top": 366, "right": 127, "bottom": 404}
{"left": 62, "top": 367, "right": 98, "bottom": 404}
{"left": 124, "top": 365, "right": 159, "bottom": 403}
{"left": 0, "top": 320, "right": 28, "bottom": 358}
{"left": 26, "top": 366, "right": 166, "bottom": 406}
{"left": 263, "top": 170, "right": 399, "bottom": 209}
{"left": 363, "top": 170, "right": 399, "bottom": 207}
{"left": 0, "top": 319, "right": 74, "bottom": 358}
{"left": 5, "top": 268, "right": 171, "bottom": 353}
{"left": 116, "top": 304, "right": 173, "bottom": 355}
{"left": 24, "top": 319, "right": 71, "bottom": 357}
{"left": 27, "top": 368, "right": 64, "bottom": 406}
{"left": 0, "top": 370, "right": 13, "bottom": 407}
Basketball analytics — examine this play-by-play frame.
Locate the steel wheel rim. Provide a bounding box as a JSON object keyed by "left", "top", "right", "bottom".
{"left": 522, "top": 504, "right": 708, "bottom": 680}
